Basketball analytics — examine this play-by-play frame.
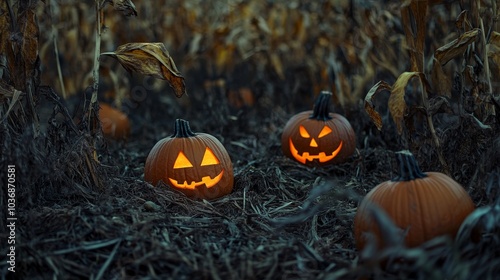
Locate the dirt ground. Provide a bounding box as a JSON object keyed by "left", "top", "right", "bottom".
{"left": 1, "top": 0, "right": 500, "bottom": 279}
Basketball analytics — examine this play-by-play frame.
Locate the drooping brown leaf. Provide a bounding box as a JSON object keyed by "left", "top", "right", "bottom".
{"left": 434, "top": 28, "right": 480, "bottom": 66}
{"left": 455, "top": 10, "right": 469, "bottom": 31}
{"left": 431, "top": 57, "right": 452, "bottom": 97}
{"left": 107, "top": 0, "right": 138, "bottom": 16}
{"left": 102, "top": 42, "right": 186, "bottom": 97}
{"left": 487, "top": 31, "right": 500, "bottom": 74}
{"left": 401, "top": 0, "right": 428, "bottom": 72}
{"left": 364, "top": 80, "right": 392, "bottom": 131}
{"left": 388, "top": 72, "right": 430, "bottom": 134}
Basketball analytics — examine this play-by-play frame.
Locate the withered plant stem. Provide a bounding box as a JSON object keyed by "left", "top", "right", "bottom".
{"left": 88, "top": 0, "right": 102, "bottom": 130}
{"left": 50, "top": 0, "right": 66, "bottom": 99}
{"left": 420, "top": 80, "right": 449, "bottom": 175}
{"left": 479, "top": 0, "right": 495, "bottom": 117}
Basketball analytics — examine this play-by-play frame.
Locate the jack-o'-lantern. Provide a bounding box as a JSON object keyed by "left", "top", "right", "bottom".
{"left": 144, "top": 119, "right": 234, "bottom": 200}
{"left": 281, "top": 91, "right": 356, "bottom": 166}
{"left": 354, "top": 150, "right": 475, "bottom": 250}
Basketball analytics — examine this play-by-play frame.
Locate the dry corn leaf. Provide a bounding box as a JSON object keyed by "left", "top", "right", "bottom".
{"left": 107, "top": 0, "right": 138, "bottom": 16}
{"left": 364, "top": 80, "right": 392, "bottom": 131}
{"left": 401, "top": 0, "right": 428, "bottom": 72}
{"left": 431, "top": 57, "right": 452, "bottom": 97}
{"left": 455, "top": 10, "right": 469, "bottom": 31}
{"left": 102, "top": 42, "right": 186, "bottom": 97}
{"left": 435, "top": 28, "right": 480, "bottom": 66}
{"left": 487, "top": 31, "right": 500, "bottom": 72}
{"left": 0, "top": 84, "right": 23, "bottom": 123}
{"left": 269, "top": 52, "right": 285, "bottom": 80}
{"left": 388, "top": 72, "right": 430, "bottom": 134}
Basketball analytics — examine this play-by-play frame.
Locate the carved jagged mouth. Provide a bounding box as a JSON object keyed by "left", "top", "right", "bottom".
{"left": 289, "top": 139, "right": 343, "bottom": 164}
{"left": 169, "top": 170, "right": 224, "bottom": 189}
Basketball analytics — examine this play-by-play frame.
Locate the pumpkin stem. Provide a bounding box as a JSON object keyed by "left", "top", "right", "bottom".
{"left": 392, "top": 150, "right": 427, "bottom": 181}
{"left": 173, "top": 119, "right": 196, "bottom": 138}
{"left": 309, "top": 91, "right": 333, "bottom": 121}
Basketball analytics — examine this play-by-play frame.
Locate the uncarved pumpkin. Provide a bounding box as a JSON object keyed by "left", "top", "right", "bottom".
{"left": 99, "top": 103, "right": 130, "bottom": 139}
{"left": 354, "top": 150, "right": 475, "bottom": 250}
{"left": 144, "top": 119, "right": 234, "bottom": 200}
{"left": 281, "top": 91, "right": 356, "bottom": 166}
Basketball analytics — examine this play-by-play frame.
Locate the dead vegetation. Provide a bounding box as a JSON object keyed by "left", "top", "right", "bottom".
{"left": 1, "top": 0, "right": 499, "bottom": 279}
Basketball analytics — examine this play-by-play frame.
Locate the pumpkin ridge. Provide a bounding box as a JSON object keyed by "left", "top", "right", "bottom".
{"left": 426, "top": 175, "right": 459, "bottom": 237}
{"left": 335, "top": 117, "right": 352, "bottom": 158}
{"left": 413, "top": 178, "right": 430, "bottom": 245}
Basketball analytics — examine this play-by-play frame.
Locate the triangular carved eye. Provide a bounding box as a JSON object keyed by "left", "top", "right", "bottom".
{"left": 201, "top": 148, "right": 220, "bottom": 166}
{"left": 299, "top": 125, "right": 310, "bottom": 138}
{"left": 173, "top": 151, "right": 193, "bottom": 169}
{"left": 318, "top": 126, "right": 332, "bottom": 138}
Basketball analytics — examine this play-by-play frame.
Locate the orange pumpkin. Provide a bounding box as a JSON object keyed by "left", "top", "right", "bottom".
{"left": 144, "top": 119, "right": 234, "bottom": 200}
{"left": 354, "top": 150, "right": 475, "bottom": 250}
{"left": 99, "top": 103, "right": 130, "bottom": 139}
{"left": 281, "top": 91, "right": 356, "bottom": 166}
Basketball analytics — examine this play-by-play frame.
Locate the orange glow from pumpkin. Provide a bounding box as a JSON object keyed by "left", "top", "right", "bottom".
{"left": 300, "top": 125, "right": 334, "bottom": 148}
{"left": 289, "top": 138, "right": 343, "bottom": 164}
{"left": 169, "top": 170, "right": 224, "bottom": 189}
{"left": 309, "top": 138, "right": 318, "bottom": 147}
{"left": 170, "top": 148, "right": 224, "bottom": 189}
{"left": 173, "top": 151, "right": 193, "bottom": 168}
{"left": 200, "top": 148, "right": 219, "bottom": 166}
{"left": 318, "top": 126, "right": 332, "bottom": 138}
{"left": 299, "top": 125, "right": 310, "bottom": 138}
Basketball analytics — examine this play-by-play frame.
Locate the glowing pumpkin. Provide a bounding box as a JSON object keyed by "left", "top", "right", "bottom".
{"left": 354, "top": 150, "right": 475, "bottom": 250}
{"left": 144, "top": 119, "right": 234, "bottom": 200}
{"left": 281, "top": 91, "right": 356, "bottom": 166}
{"left": 99, "top": 103, "right": 130, "bottom": 139}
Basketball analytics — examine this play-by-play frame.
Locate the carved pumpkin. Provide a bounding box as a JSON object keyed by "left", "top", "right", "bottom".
{"left": 281, "top": 91, "right": 356, "bottom": 166}
{"left": 144, "top": 119, "right": 234, "bottom": 200}
{"left": 99, "top": 103, "right": 130, "bottom": 139}
{"left": 354, "top": 150, "right": 475, "bottom": 250}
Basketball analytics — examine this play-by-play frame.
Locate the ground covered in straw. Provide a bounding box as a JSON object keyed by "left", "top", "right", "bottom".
{"left": 3, "top": 86, "right": 499, "bottom": 279}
